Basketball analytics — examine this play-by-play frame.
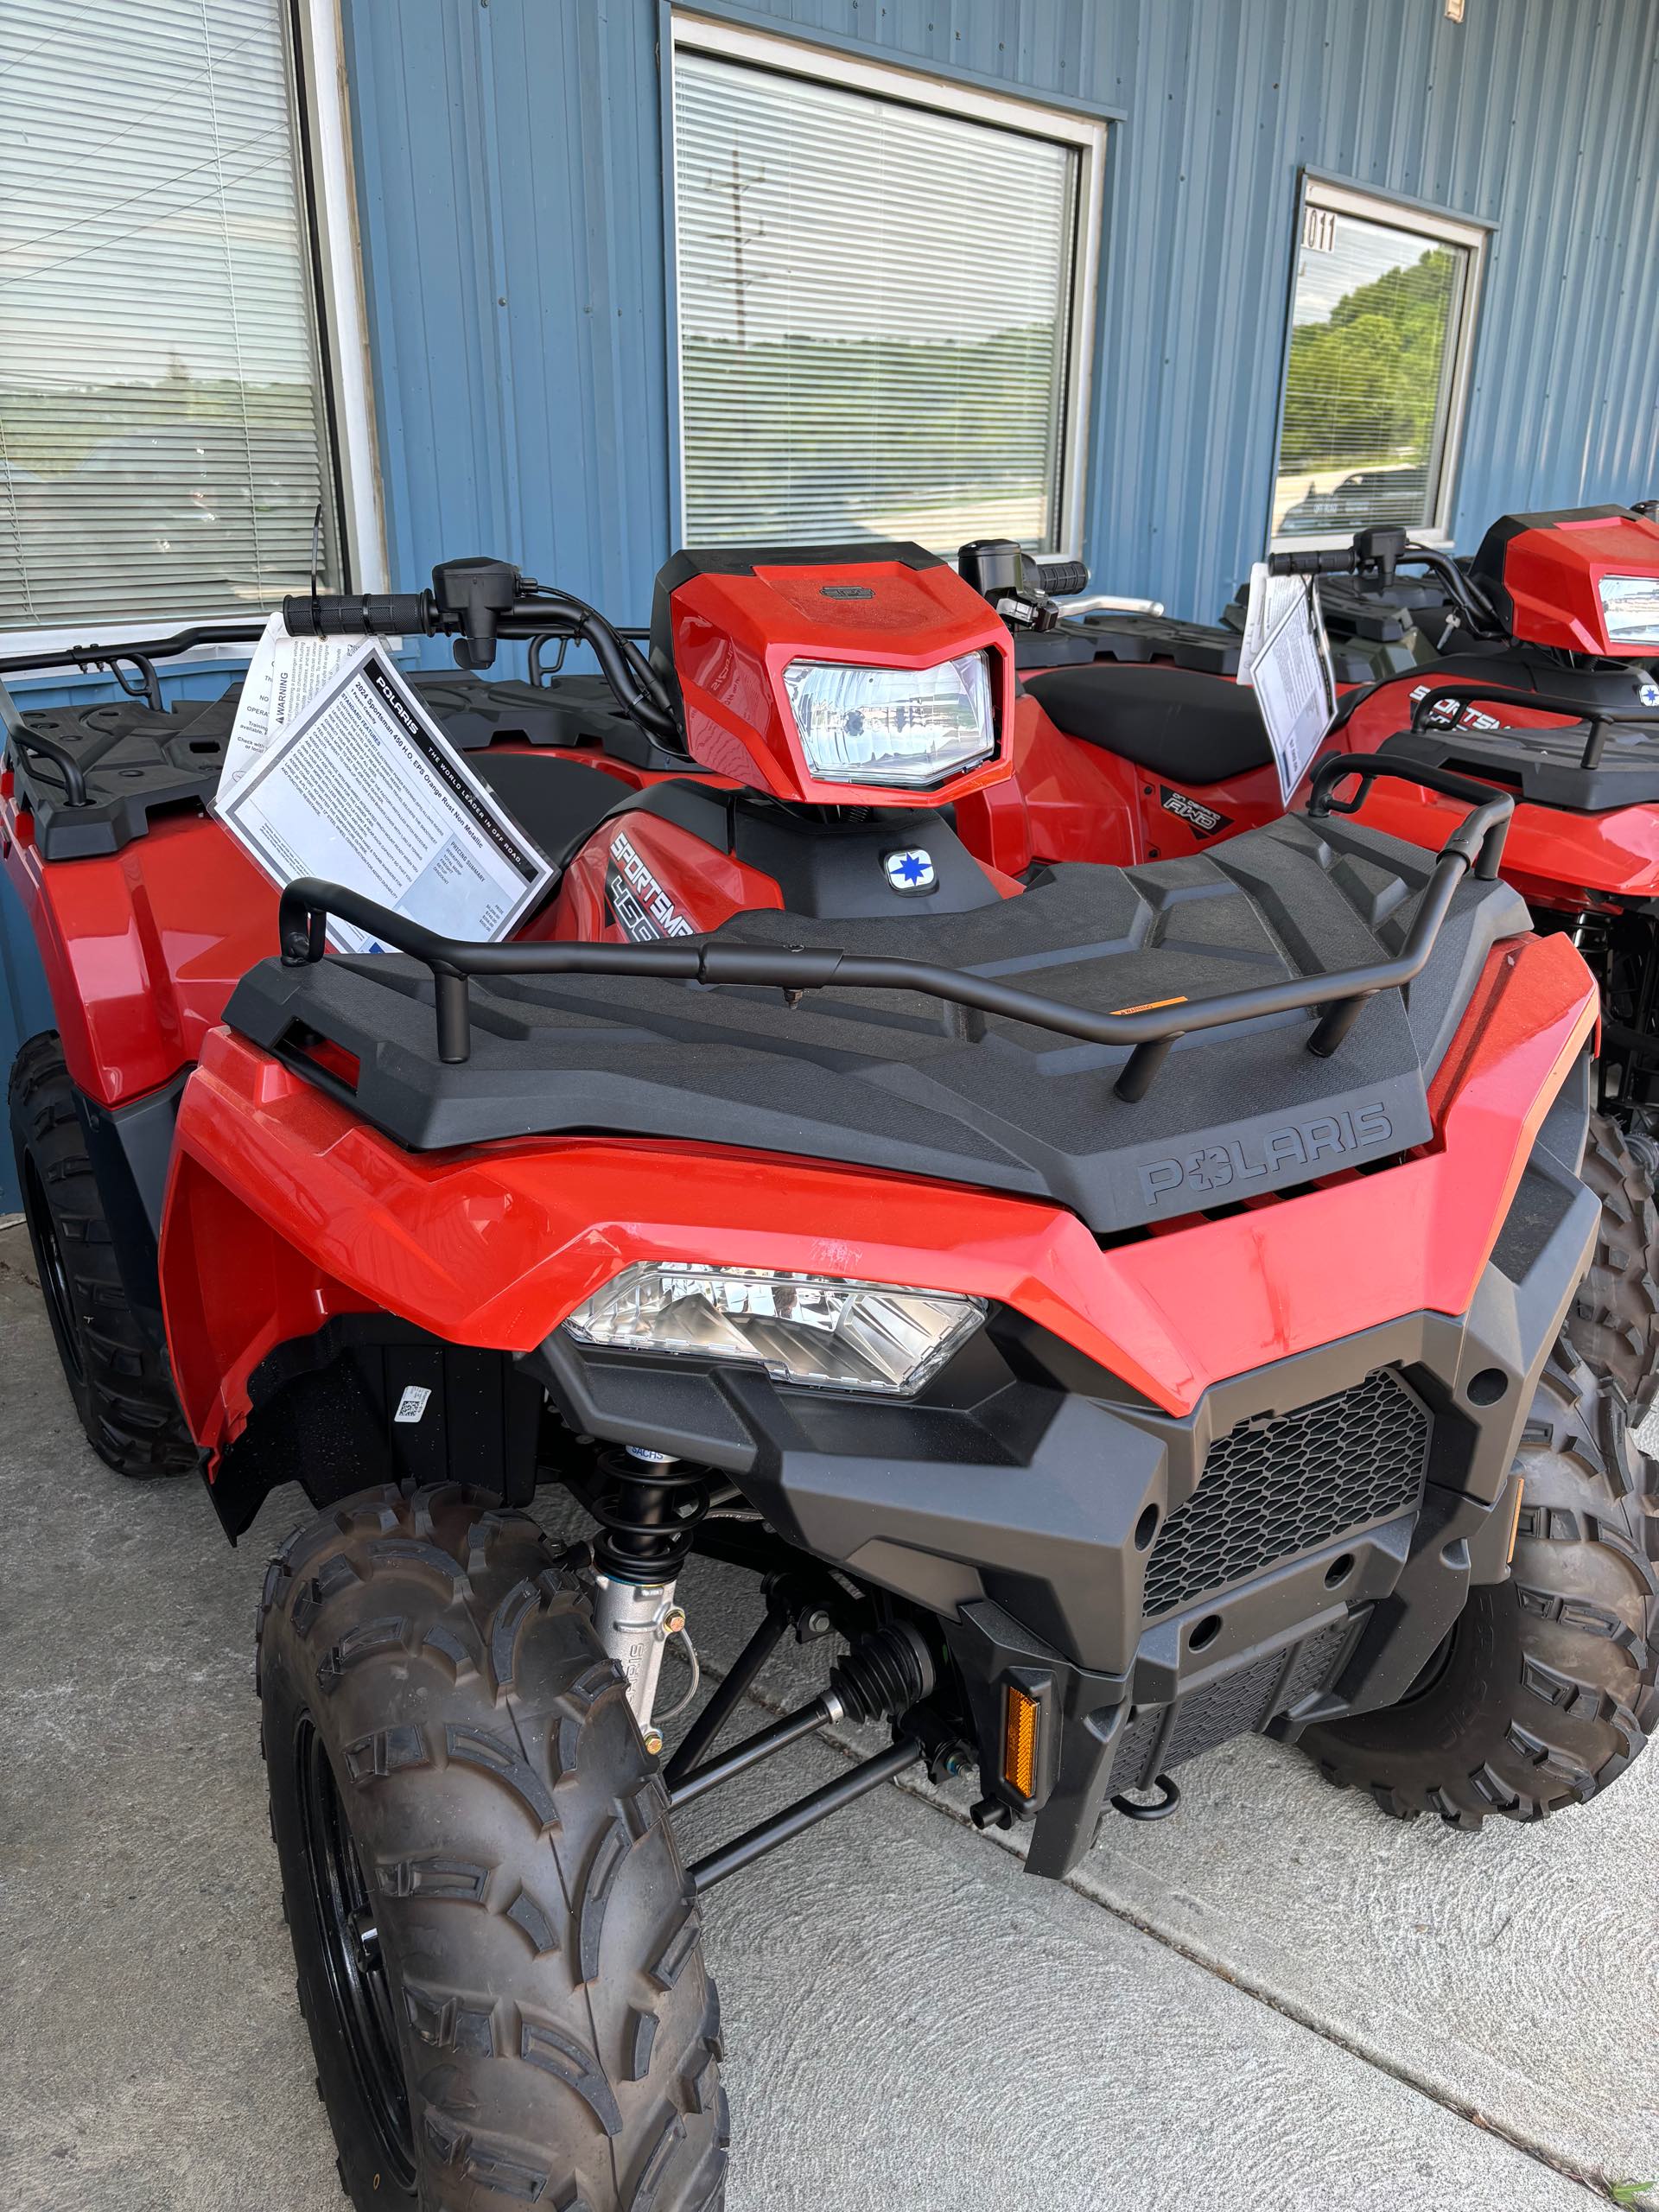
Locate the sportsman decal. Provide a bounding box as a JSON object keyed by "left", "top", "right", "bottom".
{"left": 605, "top": 830, "right": 696, "bottom": 942}
{"left": 1409, "top": 683, "right": 1501, "bottom": 732}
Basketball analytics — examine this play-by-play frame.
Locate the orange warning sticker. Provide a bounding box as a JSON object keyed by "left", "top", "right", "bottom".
{"left": 1109, "top": 995, "right": 1189, "bottom": 1016}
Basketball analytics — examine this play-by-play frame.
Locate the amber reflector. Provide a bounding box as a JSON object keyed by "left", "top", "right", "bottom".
{"left": 1506, "top": 1476, "right": 1527, "bottom": 1562}
{"left": 1002, "top": 1685, "right": 1039, "bottom": 1799}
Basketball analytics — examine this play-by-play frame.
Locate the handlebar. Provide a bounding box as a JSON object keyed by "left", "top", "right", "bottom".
{"left": 1266, "top": 548, "right": 1360, "bottom": 578}
{"left": 1034, "top": 559, "right": 1090, "bottom": 598}
{"left": 283, "top": 559, "right": 682, "bottom": 747}
{"left": 282, "top": 591, "right": 438, "bottom": 639}
{"left": 1268, "top": 531, "right": 1504, "bottom": 637}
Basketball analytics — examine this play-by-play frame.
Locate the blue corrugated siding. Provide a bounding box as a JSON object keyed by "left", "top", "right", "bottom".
{"left": 4, "top": 0, "right": 1659, "bottom": 1209}
{"left": 340, "top": 0, "right": 1659, "bottom": 621}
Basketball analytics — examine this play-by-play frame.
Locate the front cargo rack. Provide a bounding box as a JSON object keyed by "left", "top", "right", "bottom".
{"left": 1327, "top": 675, "right": 1659, "bottom": 775}
{"left": 1404, "top": 680, "right": 1659, "bottom": 774}
{"left": 276, "top": 757, "right": 1511, "bottom": 1105}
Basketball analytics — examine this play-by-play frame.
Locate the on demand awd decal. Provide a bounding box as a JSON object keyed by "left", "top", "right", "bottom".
{"left": 1160, "top": 785, "right": 1231, "bottom": 838}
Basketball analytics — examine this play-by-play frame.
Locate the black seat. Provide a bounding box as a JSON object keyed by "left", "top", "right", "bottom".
{"left": 1025, "top": 664, "right": 1272, "bottom": 785}
{"left": 467, "top": 752, "right": 629, "bottom": 869}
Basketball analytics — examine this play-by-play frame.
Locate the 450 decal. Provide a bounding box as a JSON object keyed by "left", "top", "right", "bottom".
{"left": 605, "top": 829, "right": 696, "bottom": 941}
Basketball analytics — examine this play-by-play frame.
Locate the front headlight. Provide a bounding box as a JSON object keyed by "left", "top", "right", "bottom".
{"left": 1599, "top": 573, "right": 1659, "bottom": 645}
{"left": 783, "top": 652, "right": 995, "bottom": 786}
{"left": 563, "top": 1262, "right": 985, "bottom": 1396}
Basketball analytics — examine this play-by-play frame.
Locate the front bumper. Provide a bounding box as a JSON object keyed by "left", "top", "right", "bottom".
{"left": 536, "top": 1095, "right": 1596, "bottom": 1878}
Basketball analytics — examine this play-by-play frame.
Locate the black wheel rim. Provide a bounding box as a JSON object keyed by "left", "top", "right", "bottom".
{"left": 22, "top": 1148, "right": 82, "bottom": 1383}
{"left": 295, "top": 1716, "right": 416, "bottom": 2188}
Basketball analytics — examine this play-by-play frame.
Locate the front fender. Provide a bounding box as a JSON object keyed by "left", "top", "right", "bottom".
{"left": 160, "top": 931, "right": 1596, "bottom": 1470}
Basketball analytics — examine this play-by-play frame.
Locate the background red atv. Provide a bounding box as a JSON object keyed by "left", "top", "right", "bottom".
{"left": 976, "top": 508, "right": 1659, "bottom": 1424}
{"left": 5, "top": 544, "right": 1656, "bottom": 2211}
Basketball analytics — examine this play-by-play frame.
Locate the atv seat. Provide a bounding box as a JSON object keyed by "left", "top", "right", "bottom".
{"left": 1025, "top": 664, "right": 1273, "bottom": 785}
{"left": 467, "top": 752, "right": 631, "bottom": 870}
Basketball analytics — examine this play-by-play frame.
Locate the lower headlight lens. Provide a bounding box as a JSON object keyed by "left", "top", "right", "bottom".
{"left": 564, "top": 1263, "right": 985, "bottom": 1396}
{"left": 784, "top": 652, "right": 995, "bottom": 786}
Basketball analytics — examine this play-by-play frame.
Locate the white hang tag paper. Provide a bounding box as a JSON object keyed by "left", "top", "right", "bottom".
{"left": 219, "top": 611, "right": 367, "bottom": 804}
{"left": 214, "top": 645, "right": 555, "bottom": 953}
{"left": 1237, "top": 562, "right": 1338, "bottom": 804}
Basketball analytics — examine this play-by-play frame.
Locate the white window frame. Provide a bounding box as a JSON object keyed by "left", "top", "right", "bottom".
{"left": 1269, "top": 177, "right": 1488, "bottom": 553}
{"left": 6, "top": 0, "right": 385, "bottom": 672}
{"left": 665, "top": 13, "right": 1108, "bottom": 562}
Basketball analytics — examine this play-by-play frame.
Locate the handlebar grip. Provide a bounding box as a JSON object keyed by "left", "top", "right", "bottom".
{"left": 1036, "top": 559, "right": 1090, "bottom": 598}
{"left": 281, "top": 591, "right": 436, "bottom": 638}
{"left": 1266, "top": 550, "right": 1358, "bottom": 578}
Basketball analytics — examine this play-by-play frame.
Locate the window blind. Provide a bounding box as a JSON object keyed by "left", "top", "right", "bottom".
{"left": 1274, "top": 200, "right": 1471, "bottom": 541}
{"left": 0, "top": 0, "right": 339, "bottom": 630}
{"left": 673, "top": 48, "right": 1081, "bottom": 555}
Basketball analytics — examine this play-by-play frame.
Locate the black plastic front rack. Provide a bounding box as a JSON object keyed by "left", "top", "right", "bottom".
{"left": 275, "top": 759, "right": 1511, "bottom": 1105}
{"left": 1403, "top": 680, "right": 1659, "bottom": 772}
{"left": 1329, "top": 672, "right": 1659, "bottom": 774}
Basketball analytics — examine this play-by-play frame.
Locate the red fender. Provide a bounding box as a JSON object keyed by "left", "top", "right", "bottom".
{"left": 161, "top": 933, "right": 1596, "bottom": 1472}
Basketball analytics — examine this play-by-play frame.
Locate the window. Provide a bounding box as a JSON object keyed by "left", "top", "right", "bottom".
{"left": 0, "top": 0, "right": 371, "bottom": 636}
{"left": 1273, "top": 181, "right": 1485, "bottom": 544}
{"left": 670, "top": 19, "right": 1105, "bottom": 557}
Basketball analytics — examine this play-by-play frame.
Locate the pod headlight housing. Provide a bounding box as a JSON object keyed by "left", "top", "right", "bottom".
{"left": 783, "top": 651, "right": 995, "bottom": 787}
{"left": 564, "top": 1263, "right": 985, "bottom": 1396}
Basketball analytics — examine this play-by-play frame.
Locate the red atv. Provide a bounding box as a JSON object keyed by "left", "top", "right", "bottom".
{"left": 5, "top": 546, "right": 1656, "bottom": 2210}
{"left": 995, "top": 508, "right": 1659, "bottom": 1421}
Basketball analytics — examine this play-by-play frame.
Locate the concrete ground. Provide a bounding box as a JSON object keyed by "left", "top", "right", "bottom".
{"left": 1, "top": 1212, "right": 1656, "bottom": 2211}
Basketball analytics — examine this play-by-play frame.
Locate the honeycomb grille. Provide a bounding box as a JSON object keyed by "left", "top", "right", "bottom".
{"left": 1142, "top": 1368, "right": 1429, "bottom": 1619}
{"left": 1108, "top": 1617, "right": 1355, "bottom": 1793}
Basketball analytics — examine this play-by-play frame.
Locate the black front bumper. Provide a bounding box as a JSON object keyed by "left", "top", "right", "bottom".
{"left": 532, "top": 1116, "right": 1596, "bottom": 1879}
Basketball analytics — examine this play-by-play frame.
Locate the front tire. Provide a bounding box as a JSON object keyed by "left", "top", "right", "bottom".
{"left": 258, "top": 1482, "right": 727, "bottom": 2212}
{"left": 1301, "top": 1345, "right": 1658, "bottom": 1827}
{"left": 7, "top": 1032, "right": 196, "bottom": 1477}
{"left": 1566, "top": 1110, "right": 1659, "bottom": 1422}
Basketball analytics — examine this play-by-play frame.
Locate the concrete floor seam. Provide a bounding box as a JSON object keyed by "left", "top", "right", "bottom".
{"left": 707, "top": 1661, "right": 1620, "bottom": 2207}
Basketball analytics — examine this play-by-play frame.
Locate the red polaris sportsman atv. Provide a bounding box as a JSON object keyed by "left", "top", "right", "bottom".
{"left": 5, "top": 545, "right": 1657, "bottom": 2210}
{"left": 984, "top": 507, "right": 1659, "bottom": 1421}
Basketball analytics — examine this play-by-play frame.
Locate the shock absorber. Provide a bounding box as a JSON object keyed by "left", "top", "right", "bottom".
{"left": 587, "top": 1445, "right": 709, "bottom": 1750}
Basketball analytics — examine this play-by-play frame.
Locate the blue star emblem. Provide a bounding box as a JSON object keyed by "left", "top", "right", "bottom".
{"left": 885, "top": 847, "right": 935, "bottom": 892}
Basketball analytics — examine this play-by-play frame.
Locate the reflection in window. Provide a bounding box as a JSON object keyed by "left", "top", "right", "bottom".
{"left": 672, "top": 38, "right": 1093, "bottom": 555}
{"left": 1274, "top": 190, "right": 1479, "bottom": 542}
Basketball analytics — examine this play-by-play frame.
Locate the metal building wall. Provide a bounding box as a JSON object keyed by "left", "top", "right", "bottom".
{"left": 340, "top": 0, "right": 1659, "bottom": 624}
{"left": 4, "top": 0, "right": 1659, "bottom": 1209}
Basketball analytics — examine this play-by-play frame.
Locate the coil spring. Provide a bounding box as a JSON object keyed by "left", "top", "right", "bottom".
{"left": 588, "top": 1446, "right": 711, "bottom": 1582}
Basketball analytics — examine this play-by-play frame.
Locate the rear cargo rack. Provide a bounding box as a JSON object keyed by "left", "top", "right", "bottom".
{"left": 0, "top": 621, "right": 270, "bottom": 747}
{"left": 275, "top": 760, "right": 1510, "bottom": 1104}
{"left": 0, "top": 617, "right": 634, "bottom": 772}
